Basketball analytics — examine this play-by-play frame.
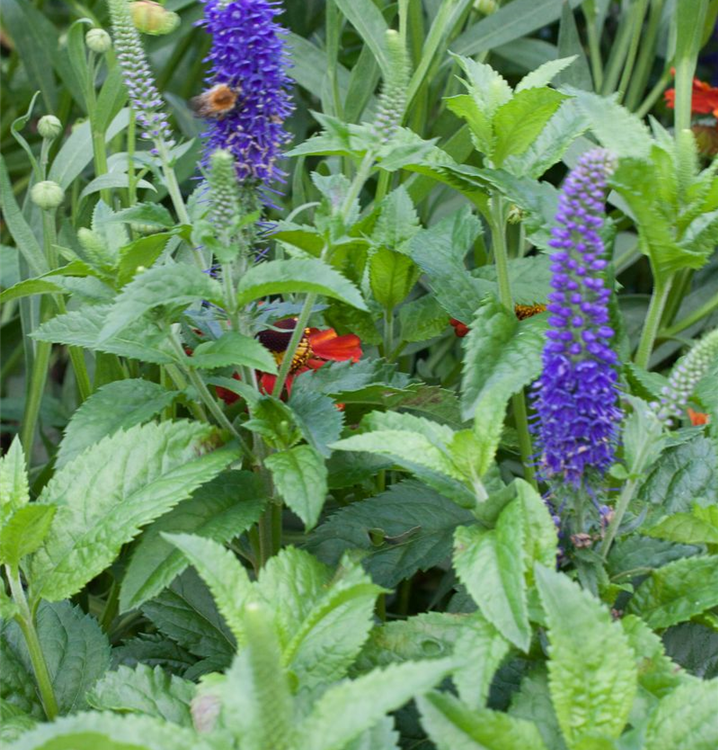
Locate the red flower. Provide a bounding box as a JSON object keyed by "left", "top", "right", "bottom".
{"left": 217, "top": 318, "right": 362, "bottom": 403}
{"left": 688, "top": 408, "right": 710, "bottom": 427}
{"left": 449, "top": 318, "right": 470, "bottom": 338}
{"left": 664, "top": 77, "right": 718, "bottom": 118}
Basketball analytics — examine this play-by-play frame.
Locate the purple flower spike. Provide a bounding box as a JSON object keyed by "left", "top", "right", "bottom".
{"left": 199, "top": 0, "right": 294, "bottom": 191}
{"left": 533, "top": 149, "right": 622, "bottom": 487}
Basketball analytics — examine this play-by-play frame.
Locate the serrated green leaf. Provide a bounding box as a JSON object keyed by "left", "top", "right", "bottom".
{"left": 570, "top": 89, "right": 653, "bottom": 160}
{"left": 30, "top": 422, "right": 233, "bottom": 602}
{"left": 371, "top": 186, "right": 421, "bottom": 253}
{"left": 270, "top": 550, "right": 383, "bottom": 689}
{"left": 492, "top": 88, "right": 567, "bottom": 165}
{"left": 161, "top": 533, "right": 252, "bottom": 645}
{"left": 287, "top": 385, "right": 345, "bottom": 458}
{"left": 86, "top": 664, "right": 194, "bottom": 726}
{"left": 398, "top": 296, "right": 450, "bottom": 343}
{"left": 33, "top": 305, "right": 176, "bottom": 364}
{"left": 645, "top": 505, "right": 718, "bottom": 545}
{"left": 535, "top": 565, "right": 637, "bottom": 747}
{"left": 141, "top": 569, "right": 235, "bottom": 663}
{"left": 236, "top": 258, "right": 368, "bottom": 311}
{"left": 217, "top": 602, "right": 296, "bottom": 750}
{"left": 120, "top": 472, "right": 265, "bottom": 612}
{"left": 662, "top": 622, "right": 718, "bottom": 680}
{"left": 5, "top": 601, "right": 110, "bottom": 715}
{"left": 454, "top": 503, "right": 530, "bottom": 651}
{"left": 516, "top": 56, "right": 578, "bottom": 92}
{"left": 0, "top": 278, "right": 64, "bottom": 304}
{"left": 4, "top": 711, "right": 207, "bottom": 750}
{"left": 626, "top": 554, "right": 718, "bottom": 628}
{"left": 98, "top": 265, "right": 222, "bottom": 343}
{"left": 115, "top": 233, "right": 177, "bottom": 287}
{"left": 643, "top": 680, "right": 718, "bottom": 750}
{"left": 0, "top": 506, "right": 56, "bottom": 567}
{"left": 56, "top": 380, "right": 180, "bottom": 469}
{"left": 0, "top": 437, "right": 29, "bottom": 526}
{"left": 418, "top": 690, "right": 548, "bottom": 750}
{"left": 0, "top": 699, "right": 37, "bottom": 744}
{"left": 265, "top": 445, "right": 328, "bottom": 530}
{"left": 461, "top": 295, "right": 546, "bottom": 421}
{"left": 297, "top": 658, "right": 455, "bottom": 750}
{"left": 509, "top": 667, "right": 567, "bottom": 750}
{"left": 369, "top": 248, "right": 419, "bottom": 311}
{"left": 190, "top": 332, "right": 278, "bottom": 374}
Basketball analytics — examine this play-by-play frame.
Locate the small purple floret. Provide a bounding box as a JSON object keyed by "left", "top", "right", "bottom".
{"left": 200, "top": 0, "right": 294, "bottom": 190}
{"left": 533, "top": 149, "right": 622, "bottom": 487}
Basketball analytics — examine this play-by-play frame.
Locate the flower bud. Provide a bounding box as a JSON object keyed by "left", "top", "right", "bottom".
{"left": 30, "top": 181, "right": 64, "bottom": 210}
{"left": 85, "top": 28, "right": 113, "bottom": 54}
{"left": 37, "top": 115, "right": 62, "bottom": 140}
{"left": 130, "top": 0, "right": 180, "bottom": 36}
{"left": 77, "top": 227, "right": 114, "bottom": 268}
{"left": 474, "top": 0, "right": 497, "bottom": 14}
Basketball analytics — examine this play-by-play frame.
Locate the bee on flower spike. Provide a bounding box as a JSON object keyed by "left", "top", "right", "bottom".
{"left": 190, "top": 83, "right": 242, "bottom": 119}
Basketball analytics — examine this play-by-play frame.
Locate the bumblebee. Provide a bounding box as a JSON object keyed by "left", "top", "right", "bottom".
{"left": 189, "top": 83, "right": 242, "bottom": 119}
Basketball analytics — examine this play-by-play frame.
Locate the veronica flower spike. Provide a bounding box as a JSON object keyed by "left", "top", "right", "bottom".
{"left": 198, "top": 0, "right": 294, "bottom": 194}
{"left": 533, "top": 149, "right": 622, "bottom": 489}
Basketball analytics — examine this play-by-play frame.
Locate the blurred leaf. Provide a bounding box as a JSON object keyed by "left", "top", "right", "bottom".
{"left": 626, "top": 554, "right": 718, "bottom": 628}
{"left": 535, "top": 565, "right": 637, "bottom": 746}
{"left": 553, "top": 4, "right": 592, "bottom": 90}
{"left": 191, "top": 332, "right": 278, "bottom": 374}
{"left": 334, "top": 0, "right": 389, "bottom": 73}
{"left": 662, "top": 622, "right": 718, "bottom": 679}
{"left": 0, "top": 505, "right": 56, "bottom": 568}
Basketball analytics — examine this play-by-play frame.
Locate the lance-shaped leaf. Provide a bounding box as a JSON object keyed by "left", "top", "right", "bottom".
{"left": 189, "top": 332, "right": 278, "bottom": 373}
{"left": 535, "top": 564, "right": 637, "bottom": 747}
{"left": 87, "top": 664, "right": 194, "bottom": 726}
{"left": 120, "top": 472, "right": 265, "bottom": 612}
{"left": 0, "top": 506, "right": 56, "bottom": 568}
{"left": 626, "top": 554, "right": 718, "bottom": 629}
{"left": 643, "top": 679, "right": 718, "bottom": 750}
{"left": 297, "top": 658, "right": 455, "bottom": 750}
{"left": 265, "top": 445, "right": 328, "bottom": 530}
{"left": 0, "top": 437, "right": 29, "bottom": 526}
{"left": 162, "top": 533, "right": 253, "bottom": 646}
{"left": 30, "top": 422, "right": 233, "bottom": 602}
{"left": 418, "top": 690, "right": 548, "bottom": 750}
{"left": 236, "top": 258, "right": 368, "bottom": 311}
{"left": 453, "top": 501, "right": 530, "bottom": 652}
{"left": 56, "top": 379, "right": 180, "bottom": 469}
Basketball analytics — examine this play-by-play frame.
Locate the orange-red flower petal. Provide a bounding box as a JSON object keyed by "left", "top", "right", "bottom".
{"left": 688, "top": 407, "right": 710, "bottom": 426}
{"left": 664, "top": 78, "right": 718, "bottom": 118}
{"left": 307, "top": 328, "right": 362, "bottom": 362}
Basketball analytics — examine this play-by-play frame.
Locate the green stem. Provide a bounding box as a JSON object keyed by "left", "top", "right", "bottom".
{"left": 624, "top": 0, "right": 664, "bottom": 111}
{"left": 271, "top": 293, "right": 317, "bottom": 398}
{"left": 383, "top": 308, "right": 394, "bottom": 359}
{"left": 582, "top": 2, "right": 604, "bottom": 91}
{"left": 6, "top": 566, "right": 59, "bottom": 720}
{"left": 636, "top": 68, "right": 672, "bottom": 119}
{"left": 601, "top": 3, "right": 639, "bottom": 95}
{"left": 660, "top": 287, "right": 718, "bottom": 338}
{"left": 86, "top": 55, "right": 112, "bottom": 205}
{"left": 616, "top": 0, "right": 649, "bottom": 103}
{"left": 490, "top": 195, "right": 537, "bottom": 490}
{"left": 601, "top": 476, "right": 639, "bottom": 561}
{"left": 98, "top": 579, "right": 119, "bottom": 633}
{"left": 634, "top": 278, "right": 673, "bottom": 369}
{"left": 20, "top": 337, "right": 51, "bottom": 456}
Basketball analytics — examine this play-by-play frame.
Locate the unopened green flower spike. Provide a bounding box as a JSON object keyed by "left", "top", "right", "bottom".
{"left": 373, "top": 29, "right": 410, "bottom": 143}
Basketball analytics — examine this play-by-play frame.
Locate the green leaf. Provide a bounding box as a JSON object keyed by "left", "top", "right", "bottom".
{"left": 663, "top": 622, "right": 718, "bottom": 680}
{"left": 120, "top": 472, "right": 265, "bottom": 612}
{"left": 190, "top": 332, "right": 278, "bottom": 374}
{"left": 0, "top": 634, "right": 43, "bottom": 718}
{"left": 418, "top": 690, "right": 548, "bottom": 750}
{"left": 98, "top": 264, "right": 222, "bottom": 343}
{"left": 570, "top": 89, "right": 653, "bottom": 160}
{"left": 553, "top": 3, "right": 592, "bottom": 90}
{"left": 643, "top": 680, "right": 718, "bottom": 750}
{"left": 398, "top": 296, "right": 450, "bottom": 343}
{"left": 461, "top": 295, "right": 546, "bottom": 421}
{"left": 0, "top": 506, "right": 56, "bottom": 567}
{"left": 297, "top": 658, "right": 455, "bottom": 750}
{"left": 30, "top": 422, "right": 233, "bottom": 602}
{"left": 535, "top": 565, "right": 637, "bottom": 747}
{"left": 509, "top": 667, "right": 567, "bottom": 750}
{"left": 307, "top": 480, "right": 474, "bottom": 588}
{"left": 453, "top": 503, "right": 530, "bottom": 651}
{"left": 5, "top": 711, "right": 207, "bottom": 750}
{"left": 492, "top": 88, "right": 567, "bottom": 165}
{"left": 516, "top": 56, "right": 579, "bottom": 92}
{"left": 236, "top": 258, "right": 368, "bottom": 311}
{"left": 217, "top": 602, "right": 296, "bottom": 750}
{"left": 626, "top": 554, "right": 718, "bottom": 628}
{"left": 452, "top": 613, "right": 511, "bottom": 710}
{"left": 161, "top": 533, "right": 253, "bottom": 645}
{"left": 287, "top": 384, "right": 345, "bottom": 458}
{"left": 5, "top": 601, "right": 110, "bottom": 715}
{"left": 33, "top": 305, "right": 177, "bottom": 365}
{"left": 334, "top": 0, "right": 389, "bottom": 74}
{"left": 0, "top": 437, "right": 29, "bottom": 526}
{"left": 0, "top": 278, "right": 64, "bottom": 304}
{"left": 265, "top": 445, "right": 328, "bottom": 530}
{"left": 141, "top": 569, "right": 235, "bottom": 663}
{"left": 87, "top": 665, "right": 194, "bottom": 726}
{"left": 56, "top": 380, "right": 180, "bottom": 469}
{"left": 80, "top": 173, "right": 155, "bottom": 201}
{"left": 116, "top": 232, "right": 177, "bottom": 287}
{"left": 371, "top": 186, "right": 421, "bottom": 253}
{"left": 645, "top": 505, "right": 718, "bottom": 545}
{"left": 266, "top": 550, "right": 383, "bottom": 689}
{"left": 369, "top": 248, "right": 419, "bottom": 311}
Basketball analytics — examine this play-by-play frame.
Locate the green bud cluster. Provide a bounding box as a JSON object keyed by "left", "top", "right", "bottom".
{"left": 653, "top": 327, "right": 718, "bottom": 426}
{"left": 373, "top": 29, "right": 410, "bottom": 143}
